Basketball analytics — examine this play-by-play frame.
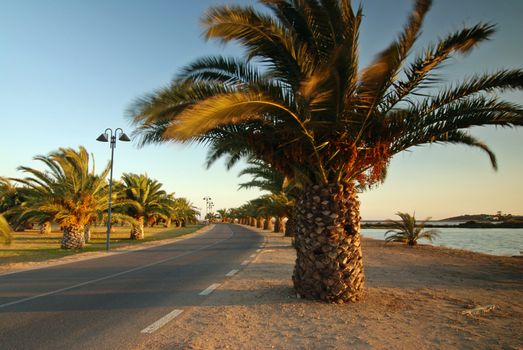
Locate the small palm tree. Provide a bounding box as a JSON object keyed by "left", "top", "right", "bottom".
{"left": 14, "top": 147, "right": 112, "bottom": 249}
{"left": 216, "top": 208, "right": 228, "bottom": 222}
{"left": 118, "top": 173, "right": 173, "bottom": 239}
{"left": 385, "top": 212, "right": 440, "bottom": 246}
{"left": 171, "top": 197, "right": 199, "bottom": 226}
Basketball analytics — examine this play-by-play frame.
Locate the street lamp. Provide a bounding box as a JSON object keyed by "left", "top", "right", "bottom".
{"left": 203, "top": 196, "right": 212, "bottom": 224}
{"left": 96, "top": 128, "right": 130, "bottom": 251}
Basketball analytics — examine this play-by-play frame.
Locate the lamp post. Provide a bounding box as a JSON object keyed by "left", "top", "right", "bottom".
{"left": 209, "top": 202, "right": 214, "bottom": 221}
{"left": 96, "top": 128, "right": 130, "bottom": 251}
{"left": 203, "top": 196, "right": 212, "bottom": 224}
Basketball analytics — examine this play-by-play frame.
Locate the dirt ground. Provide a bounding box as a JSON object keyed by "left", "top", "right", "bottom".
{"left": 136, "top": 226, "right": 523, "bottom": 350}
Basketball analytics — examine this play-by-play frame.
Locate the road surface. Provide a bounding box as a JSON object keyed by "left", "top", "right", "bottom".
{"left": 0, "top": 224, "right": 263, "bottom": 349}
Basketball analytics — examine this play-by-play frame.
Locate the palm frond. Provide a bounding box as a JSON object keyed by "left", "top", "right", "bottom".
{"left": 383, "top": 22, "right": 497, "bottom": 111}
{"left": 161, "top": 91, "right": 291, "bottom": 141}
{"left": 202, "top": 4, "right": 305, "bottom": 85}
{"left": 357, "top": 0, "right": 431, "bottom": 114}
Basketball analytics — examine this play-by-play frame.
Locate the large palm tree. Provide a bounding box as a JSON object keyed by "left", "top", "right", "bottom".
{"left": 14, "top": 147, "right": 112, "bottom": 249}
{"left": 129, "top": 0, "right": 523, "bottom": 303}
{"left": 118, "top": 173, "right": 173, "bottom": 239}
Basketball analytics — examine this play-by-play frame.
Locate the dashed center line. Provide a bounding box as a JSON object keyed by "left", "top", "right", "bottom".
{"left": 256, "top": 249, "right": 261, "bottom": 252}
{"left": 141, "top": 309, "right": 183, "bottom": 334}
{"left": 241, "top": 260, "right": 249, "bottom": 266}
{"left": 199, "top": 283, "right": 221, "bottom": 296}
{"left": 249, "top": 254, "right": 256, "bottom": 258}
{"left": 226, "top": 269, "right": 239, "bottom": 277}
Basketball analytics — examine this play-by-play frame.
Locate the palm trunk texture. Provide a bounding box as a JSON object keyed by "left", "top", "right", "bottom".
{"left": 285, "top": 213, "right": 296, "bottom": 237}
{"left": 293, "top": 182, "right": 364, "bottom": 303}
{"left": 61, "top": 224, "right": 85, "bottom": 249}
{"left": 264, "top": 217, "right": 273, "bottom": 231}
{"left": 130, "top": 216, "right": 145, "bottom": 240}
{"left": 273, "top": 217, "right": 281, "bottom": 233}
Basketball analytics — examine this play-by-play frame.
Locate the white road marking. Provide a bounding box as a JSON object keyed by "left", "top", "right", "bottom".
{"left": 241, "top": 260, "right": 249, "bottom": 266}
{"left": 141, "top": 309, "right": 183, "bottom": 334}
{"left": 226, "top": 269, "right": 239, "bottom": 277}
{"left": 0, "top": 231, "right": 234, "bottom": 309}
{"left": 199, "top": 283, "right": 221, "bottom": 296}
{"left": 256, "top": 249, "right": 261, "bottom": 252}
{"left": 250, "top": 254, "right": 256, "bottom": 258}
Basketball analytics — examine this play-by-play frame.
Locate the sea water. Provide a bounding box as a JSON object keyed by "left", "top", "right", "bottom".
{"left": 361, "top": 227, "right": 523, "bottom": 256}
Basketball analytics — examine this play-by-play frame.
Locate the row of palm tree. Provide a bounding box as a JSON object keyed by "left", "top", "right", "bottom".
{"left": 0, "top": 147, "right": 199, "bottom": 249}
{"left": 128, "top": 0, "right": 523, "bottom": 303}
{"left": 236, "top": 158, "right": 296, "bottom": 234}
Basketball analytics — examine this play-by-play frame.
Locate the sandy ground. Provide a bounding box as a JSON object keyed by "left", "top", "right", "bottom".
{"left": 136, "top": 225, "right": 523, "bottom": 350}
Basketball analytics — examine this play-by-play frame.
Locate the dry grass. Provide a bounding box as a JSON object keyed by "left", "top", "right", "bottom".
{"left": 0, "top": 224, "right": 203, "bottom": 267}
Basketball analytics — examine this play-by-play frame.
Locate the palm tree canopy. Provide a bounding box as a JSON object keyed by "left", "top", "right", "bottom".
{"left": 130, "top": 0, "right": 523, "bottom": 188}
{"left": 0, "top": 177, "right": 21, "bottom": 213}
{"left": 118, "top": 173, "right": 174, "bottom": 221}
{"left": 0, "top": 177, "right": 28, "bottom": 228}
{"left": 171, "top": 197, "right": 199, "bottom": 222}
{"left": 13, "top": 147, "right": 111, "bottom": 227}
{"left": 237, "top": 158, "right": 291, "bottom": 193}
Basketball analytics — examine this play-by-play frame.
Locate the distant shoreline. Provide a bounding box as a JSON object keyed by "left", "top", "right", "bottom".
{"left": 362, "top": 221, "right": 523, "bottom": 229}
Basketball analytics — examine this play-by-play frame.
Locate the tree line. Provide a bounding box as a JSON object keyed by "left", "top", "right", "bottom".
{"left": 0, "top": 146, "right": 199, "bottom": 249}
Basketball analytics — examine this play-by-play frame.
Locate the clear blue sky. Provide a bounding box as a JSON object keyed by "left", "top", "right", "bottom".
{"left": 1, "top": 0, "right": 522, "bottom": 220}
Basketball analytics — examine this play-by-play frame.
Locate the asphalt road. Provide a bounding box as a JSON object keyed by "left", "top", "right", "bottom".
{"left": 0, "top": 223, "right": 264, "bottom": 349}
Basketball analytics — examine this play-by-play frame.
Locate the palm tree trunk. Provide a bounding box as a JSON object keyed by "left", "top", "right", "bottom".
{"left": 130, "top": 216, "right": 145, "bottom": 240}
{"left": 84, "top": 224, "right": 91, "bottom": 243}
{"left": 274, "top": 216, "right": 284, "bottom": 233}
{"left": 61, "top": 224, "right": 85, "bottom": 249}
{"left": 265, "top": 216, "right": 273, "bottom": 231}
{"left": 285, "top": 212, "right": 296, "bottom": 237}
{"left": 165, "top": 218, "right": 171, "bottom": 228}
{"left": 292, "top": 182, "right": 364, "bottom": 303}
{"left": 39, "top": 221, "right": 51, "bottom": 235}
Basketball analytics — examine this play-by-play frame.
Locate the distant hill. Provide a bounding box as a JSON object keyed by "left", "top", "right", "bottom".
{"left": 440, "top": 214, "right": 523, "bottom": 222}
